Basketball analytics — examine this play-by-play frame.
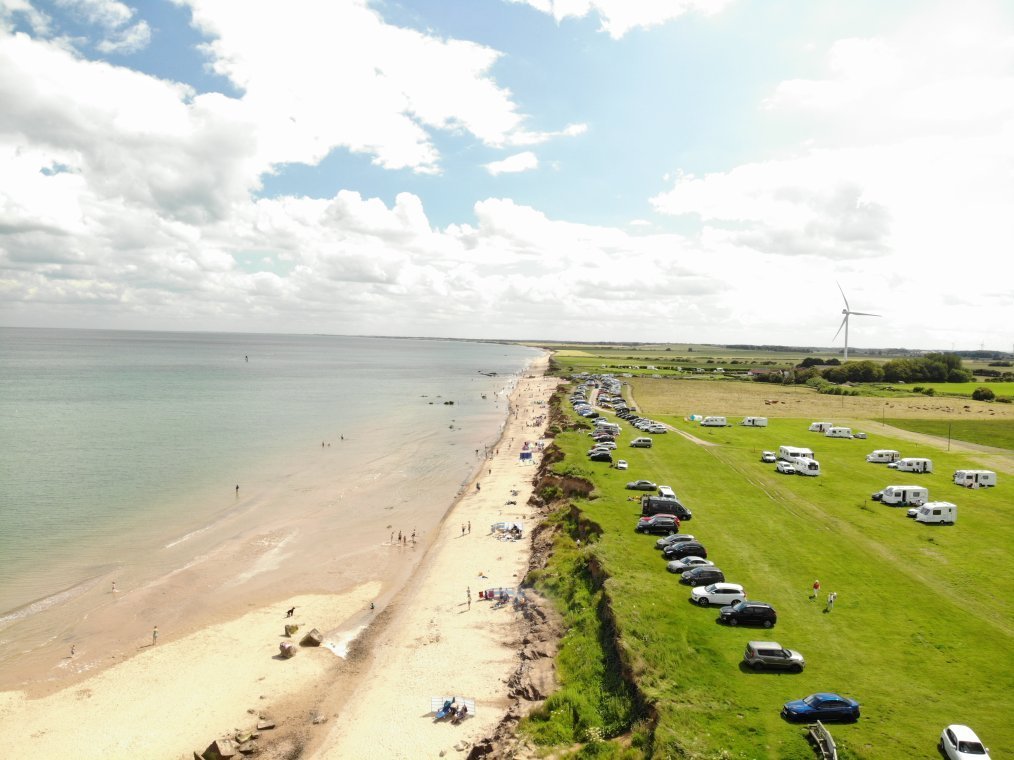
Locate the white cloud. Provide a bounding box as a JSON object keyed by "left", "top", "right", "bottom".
{"left": 508, "top": 0, "right": 733, "bottom": 38}
{"left": 485, "top": 151, "right": 539, "bottom": 175}
{"left": 54, "top": 0, "right": 151, "bottom": 53}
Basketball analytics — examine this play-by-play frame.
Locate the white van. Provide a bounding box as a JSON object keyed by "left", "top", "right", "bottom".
{"left": 913, "top": 501, "right": 957, "bottom": 525}
{"left": 658, "top": 485, "right": 676, "bottom": 499}
{"left": 793, "top": 458, "right": 821, "bottom": 477}
{"left": 701, "top": 416, "right": 727, "bottom": 427}
{"left": 866, "top": 450, "right": 901, "bottom": 464}
{"left": 825, "top": 426, "right": 853, "bottom": 439}
{"left": 808, "top": 422, "right": 832, "bottom": 433}
{"left": 893, "top": 457, "right": 933, "bottom": 474}
{"left": 741, "top": 416, "right": 768, "bottom": 427}
{"left": 873, "top": 485, "right": 928, "bottom": 506}
{"left": 630, "top": 437, "right": 653, "bottom": 448}
{"left": 779, "top": 445, "right": 815, "bottom": 462}
{"left": 953, "top": 470, "right": 997, "bottom": 488}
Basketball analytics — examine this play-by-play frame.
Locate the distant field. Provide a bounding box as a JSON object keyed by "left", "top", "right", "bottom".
{"left": 884, "top": 418, "right": 1014, "bottom": 451}
{"left": 909, "top": 381, "right": 1014, "bottom": 398}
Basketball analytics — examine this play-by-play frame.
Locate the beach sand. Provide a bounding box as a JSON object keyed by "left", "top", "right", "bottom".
{"left": 0, "top": 358, "right": 560, "bottom": 758}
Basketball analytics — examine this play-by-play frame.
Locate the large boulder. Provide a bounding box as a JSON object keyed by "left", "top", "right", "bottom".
{"left": 279, "top": 641, "right": 297, "bottom": 658}
{"left": 284, "top": 624, "right": 299, "bottom": 637}
{"left": 201, "top": 739, "right": 237, "bottom": 759}
{"left": 300, "top": 628, "right": 323, "bottom": 647}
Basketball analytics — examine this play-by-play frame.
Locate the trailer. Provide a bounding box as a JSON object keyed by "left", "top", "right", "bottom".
{"left": 779, "top": 445, "right": 815, "bottom": 462}
{"left": 701, "top": 416, "right": 728, "bottom": 427}
{"left": 808, "top": 421, "right": 832, "bottom": 433}
{"left": 793, "top": 457, "right": 821, "bottom": 477}
{"left": 825, "top": 426, "right": 853, "bottom": 439}
{"left": 893, "top": 457, "right": 933, "bottom": 474}
{"left": 741, "top": 416, "right": 768, "bottom": 427}
{"left": 866, "top": 449, "right": 901, "bottom": 464}
{"left": 872, "top": 485, "right": 928, "bottom": 506}
{"left": 953, "top": 470, "right": 997, "bottom": 488}
{"left": 913, "top": 501, "right": 957, "bottom": 525}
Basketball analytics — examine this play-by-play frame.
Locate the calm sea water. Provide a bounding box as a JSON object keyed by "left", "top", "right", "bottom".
{"left": 0, "top": 327, "right": 538, "bottom": 619}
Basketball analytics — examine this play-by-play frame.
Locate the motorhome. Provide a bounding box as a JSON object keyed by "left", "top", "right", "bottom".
{"left": 793, "top": 457, "right": 821, "bottom": 477}
{"left": 866, "top": 450, "right": 901, "bottom": 464}
{"left": 825, "top": 426, "right": 853, "bottom": 439}
{"left": 808, "top": 422, "right": 832, "bottom": 433}
{"left": 913, "top": 501, "right": 957, "bottom": 525}
{"left": 872, "top": 485, "right": 928, "bottom": 506}
{"left": 701, "top": 416, "right": 727, "bottom": 427}
{"left": 778, "top": 445, "right": 815, "bottom": 463}
{"left": 740, "top": 416, "right": 768, "bottom": 427}
{"left": 953, "top": 470, "right": 997, "bottom": 488}
{"left": 894, "top": 457, "right": 933, "bottom": 474}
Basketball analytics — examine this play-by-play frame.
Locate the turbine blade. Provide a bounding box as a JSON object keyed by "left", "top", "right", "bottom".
{"left": 850, "top": 311, "right": 881, "bottom": 317}
{"left": 836, "top": 281, "right": 850, "bottom": 311}
{"left": 833, "top": 315, "right": 848, "bottom": 342}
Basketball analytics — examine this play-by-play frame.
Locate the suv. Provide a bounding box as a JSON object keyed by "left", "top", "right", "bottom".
{"left": 761, "top": 451, "right": 777, "bottom": 463}
{"left": 691, "top": 583, "right": 745, "bottom": 607}
{"left": 720, "top": 601, "right": 777, "bottom": 628}
{"left": 635, "top": 515, "right": 680, "bottom": 535}
{"left": 663, "top": 541, "right": 707, "bottom": 560}
{"left": 680, "top": 567, "right": 725, "bottom": 586}
{"left": 743, "top": 641, "right": 805, "bottom": 672}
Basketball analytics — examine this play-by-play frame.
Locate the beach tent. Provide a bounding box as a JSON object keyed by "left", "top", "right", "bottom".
{"left": 519, "top": 451, "right": 533, "bottom": 462}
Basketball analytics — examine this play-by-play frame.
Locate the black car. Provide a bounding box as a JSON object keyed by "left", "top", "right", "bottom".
{"left": 719, "top": 601, "right": 777, "bottom": 628}
{"left": 662, "top": 541, "right": 707, "bottom": 560}
{"left": 589, "top": 450, "right": 613, "bottom": 463}
{"left": 680, "top": 567, "right": 726, "bottom": 586}
{"left": 641, "top": 496, "right": 693, "bottom": 520}
{"left": 635, "top": 515, "right": 680, "bottom": 535}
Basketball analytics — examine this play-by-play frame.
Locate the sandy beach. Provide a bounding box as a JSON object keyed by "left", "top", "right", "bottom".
{"left": 0, "top": 357, "right": 560, "bottom": 759}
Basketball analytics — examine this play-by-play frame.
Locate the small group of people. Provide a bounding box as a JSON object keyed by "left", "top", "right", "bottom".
{"left": 437, "top": 697, "right": 469, "bottom": 724}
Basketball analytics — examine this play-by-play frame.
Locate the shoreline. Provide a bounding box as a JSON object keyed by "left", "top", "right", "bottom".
{"left": 0, "top": 355, "right": 560, "bottom": 758}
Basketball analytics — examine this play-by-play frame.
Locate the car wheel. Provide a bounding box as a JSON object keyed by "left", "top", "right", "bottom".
{"left": 728, "top": 617, "right": 738, "bottom": 625}
{"left": 696, "top": 597, "right": 710, "bottom": 607}
{"left": 791, "top": 664, "right": 803, "bottom": 673}
{"left": 763, "top": 620, "right": 773, "bottom": 629}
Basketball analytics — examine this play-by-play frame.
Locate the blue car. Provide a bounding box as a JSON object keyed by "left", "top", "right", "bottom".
{"left": 781, "top": 693, "right": 860, "bottom": 722}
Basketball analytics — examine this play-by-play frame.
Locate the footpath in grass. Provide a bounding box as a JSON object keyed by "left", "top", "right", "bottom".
{"left": 529, "top": 406, "right": 1013, "bottom": 759}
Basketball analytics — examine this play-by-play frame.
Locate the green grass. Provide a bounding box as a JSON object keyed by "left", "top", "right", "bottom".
{"left": 534, "top": 408, "right": 1013, "bottom": 759}
{"left": 883, "top": 418, "right": 1014, "bottom": 451}
{"left": 902, "top": 381, "right": 1014, "bottom": 399}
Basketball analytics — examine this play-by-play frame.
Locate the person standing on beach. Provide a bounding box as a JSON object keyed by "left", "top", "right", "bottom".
{"left": 111, "top": 580, "right": 117, "bottom": 593}
{"left": 152, "top": 625, "right": 158, "bottom": 646}
{"left": 467, "top": 521, "right": 471, "bottom": 534}
{"left": 235, "top": 484, "right": 239, "bottom": 495}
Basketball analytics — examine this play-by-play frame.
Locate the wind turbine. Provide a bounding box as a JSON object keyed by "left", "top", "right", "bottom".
{"left": 834, "top": 282, "right": 880, "bottom": 361}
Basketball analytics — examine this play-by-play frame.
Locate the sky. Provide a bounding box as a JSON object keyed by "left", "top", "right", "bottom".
{"left": 0, "top": 0, "right": 1011, "bottom": 351}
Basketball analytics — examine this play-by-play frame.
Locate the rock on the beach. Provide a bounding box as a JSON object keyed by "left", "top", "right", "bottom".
{"left": 201, "top": 738, "right": 237, "bottom": 759}
{"left": 278, "top": 641, "right": 297, "bottom": 658}
{"left": 284, "top": 624, "right": 299, "bottom": 637}
{"left": 237, "top": 741, "right": 258, "bottom": 755}
{"left": 256, "top": 720, "right": 276, "bottom": 731}
{"left": 299, "top": 628, "right": 323, "bottom": 647}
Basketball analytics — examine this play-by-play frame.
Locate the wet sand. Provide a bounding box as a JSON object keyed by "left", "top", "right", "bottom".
{"left": 0, "top": 357, "right": 559, "bottom": 758}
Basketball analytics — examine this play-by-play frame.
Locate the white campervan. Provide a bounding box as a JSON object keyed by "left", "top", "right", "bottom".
{"left": 913, "top": 501, "right": 957, "bottom": 525}
{"left": 793, "top": 457, "right": 821, "bottom": 476}
{"left": 825, "top": 427, "right": 853, "bottom": 439}
{"left": 701, "top": 416, "right": 727, "bottom": 427}
{"left": 866, "top": 450, "right": 901, "bottom": 464}
{"left": 741, "top": 416, "right": 768, "bottom": 427}
{"left": 953, "top": 470, "right": 997, "bottom": 488}
{"left": 808, "top": 422, "right": 832, "bottom": 433}
{"left": 893, "top": 457, "right": 933, "bottom": 474}
{"left": 779, "top": 445, "right": 815, "bottom": 463}
{"left": 873, "top": 485, "right": 928, "bottom": 506}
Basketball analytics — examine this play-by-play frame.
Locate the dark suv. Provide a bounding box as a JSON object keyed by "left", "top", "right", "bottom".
{"left": 662, "top": 541, "right": 707, "bottom": 560}
{"left": 641, "top": 496, "right": 693, "bottom": 520}
{"left": 635, "top": 515, "right": 680, "bottom": 535}
{"left": 680, "top": 567, "right": 725, "bottom": 586}
{"left": 719, "top": 601, "right": 777, "bottom": 628}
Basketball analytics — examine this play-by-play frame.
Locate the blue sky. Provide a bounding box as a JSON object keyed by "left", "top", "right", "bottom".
{"left": 0, "top": 0, "right": 1011, "bottom": 349}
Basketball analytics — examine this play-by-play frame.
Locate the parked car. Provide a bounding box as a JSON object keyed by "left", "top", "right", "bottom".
{"left": 626, "top": 480, "right": 657, "bottom": 491}
{"left": 664, "top": 554, "right": 711, "bottom": 569}
{"left": 781, "top": 693, "right": 860, "bottom": 723}
{"left": 635, "top": 515, "right": 680, "bottom": 535}
{"left": 680, "top": 567, "right": 726, "bottom": 586}
{"left": 641, "top": 496, "right": 693, "bottom": 521}
{"left": 593, "top": 441, "right": 617, "bottom": 450}
{"left": 775, "top": 461, "right": 796, "bottom": 474}
{"left": 854, "top": 431, "right": 868, "bottom": 439}
{"left": 691, "top": 583, "right": 745, "bottom": 607}
{"left": 761, "top": 451, "right": 777, "bottom": 463}
{"left": 940, "top": 725, "right": 991, "bottom": 760}
{"left": 743, "top": 641, "right": 805, "bottom": 672}
{"left": 657, "top": 485, "right": 676, "bottom": 499}
{"left": 663, "top": 541, "right": 707, "bottom": 560}
{"left": 589, "top": 451, "right": 612, "bottom": 463}
{"left": 615, "top": 459, "right": 629, "bottom": 470}
{"left": 655, "top": 533, "right": 696, "bottom": 549}
{"left": 719, "top": 601, "right": 777, "bottom": 627}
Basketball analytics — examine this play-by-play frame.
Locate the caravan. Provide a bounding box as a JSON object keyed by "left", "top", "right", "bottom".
{"left": 912, "top": 501, "right": 957, "bottom": 525}
{"left": 892, "top": 457, "right": 933, "bottom": 474}
{"left": 872, "top": 485, "right": 928, "bottom": 506}
{"left": 825, "top": 427, "right": 853, "bottom": 439}
{"left": 701, "top": 416, "right": 728, "bottom": 427}
{"left": 953, "top": 470, "right": 997, "bottom": 488}
{"left": 778, "top": 445, "right": 815, "bottom": 463}
{"left": 741, "top": 416, "right": 768, "bottom": 427}
{"left": 866, "top": 450, "right": 901, "bottom": 464}
{"left": 808, "top": 422, "right": 832, "bottom": 433}
{"left": 793, "top": 458, "right": 821, "bottom": 477}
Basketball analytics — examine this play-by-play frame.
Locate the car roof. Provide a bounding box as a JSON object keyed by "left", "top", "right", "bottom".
{"left": 711, "top": 583, "right": 743, "bottom": 591}
{"left": 947, "top": 725, "right": 981, "bottom": 740}
{"left": 748, "top": 640, "right": 782, "bottom": 648}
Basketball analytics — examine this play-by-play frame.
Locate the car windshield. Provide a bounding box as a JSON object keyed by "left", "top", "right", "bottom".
{"left": 803, "top": 695, "right": 823, "bottom": 707}
{"left": 958, "top": 742, "right": 986, "bottom": 754}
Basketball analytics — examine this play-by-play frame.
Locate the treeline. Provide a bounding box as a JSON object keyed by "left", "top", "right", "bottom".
{"left": 753, "top": 353, "right": 973, "bottom": 385}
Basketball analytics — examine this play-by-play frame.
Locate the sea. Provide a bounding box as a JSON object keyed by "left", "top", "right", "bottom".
{"left": 0, "top": 327, "right": 540, "bottom": 686}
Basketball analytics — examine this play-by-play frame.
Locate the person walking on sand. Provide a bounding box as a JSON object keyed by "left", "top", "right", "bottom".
{"left": 111, "top": 580, "right": 117, "bottom": 593}
{"left": 811, "top": 579, "right": 820, "bottom": 600}
{"left": 462, "top": 524, "right": 466, "bottom": 536}
{"left": 152, "top": 625, "right": 158, "bottom": 646}
{"left": 235, "top": 484, "right": 239, "bottom": 495}
{"left": 467, "top": 521, "right": 471, "bottom": 534}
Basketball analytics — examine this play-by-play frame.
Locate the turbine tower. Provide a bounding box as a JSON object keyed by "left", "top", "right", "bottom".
{"left": 834, "top": 282, "right": 880, "bottom": 361}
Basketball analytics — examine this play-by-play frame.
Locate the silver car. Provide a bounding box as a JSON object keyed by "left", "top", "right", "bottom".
{"left": 743, "top": 641, "right": 805, "bottom": 672}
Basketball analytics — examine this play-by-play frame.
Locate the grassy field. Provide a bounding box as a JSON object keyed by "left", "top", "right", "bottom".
{"left": 908, "top": 381, "right": 1014, "bottom": 399}
{"left": 883, "top": 418, "right": 1014, "bottom": 452}
{"left": 525, "top": 388, "right": 1014, "bottom": 758}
